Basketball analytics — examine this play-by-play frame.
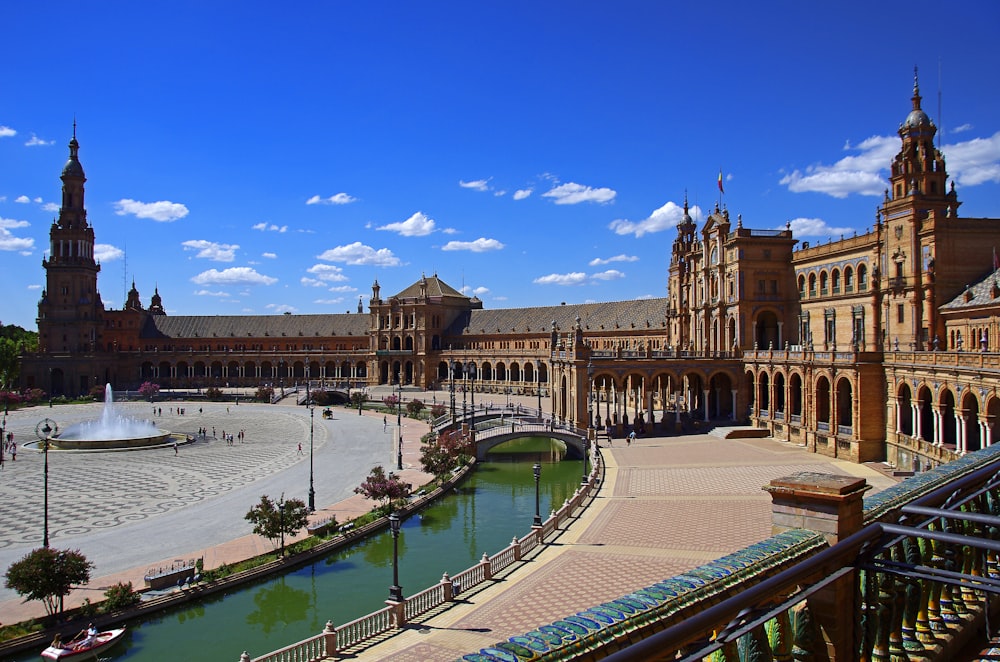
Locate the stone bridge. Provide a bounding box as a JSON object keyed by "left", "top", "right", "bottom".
{"left": 470, "top": 422, "right": 587, "bottom": 461}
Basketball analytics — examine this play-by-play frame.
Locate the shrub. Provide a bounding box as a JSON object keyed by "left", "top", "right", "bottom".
{"left": 205, "top": 386, "right": 224, "bottom": 401}
{"left": 103, "top": 581, "right": 141, "bottom": 612}
{"left": 406, "top": 399, "right": 425, "bottom": 417}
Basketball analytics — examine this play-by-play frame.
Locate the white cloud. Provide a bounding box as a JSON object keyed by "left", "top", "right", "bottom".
{"left": 0, "top": 217, "right": 32, "bottom": 253}
{"left": 114, "top": 198, "right": 189, "bottom": 222}
{"left": 376, "top": 211, "right": 436, "bottom": 236}
{"left": 25, "top": 134, "right": 54, "bottom": 147}
{"left": 27, "top": 284, "right": 41, "bottom": 290}
{"left": 609, "top": 200, "right": 703, "bottom": 237}
{"left": 327, "top": 285, "right": 357, "bottom": 293}
{"left": 306, "top": 263, "right": 348, "bottom": 281}
{"left": 191, "top": 267, "right": 277, "bottom": 286}
{"left": 262, "top": 252, "right": 277, "bottom": 259}
{"left": 589, "top": 254, "right": 639, "bottom": 266}
{"left": 543, "top": 182, "right": 616, "bottom": 205}
{"left": 513, "top": 189, "right": 533, "bottom": 200}
{"left": 779, "top": 134, "right": 902, "bottom": 198}
{"left": 0, "top": 229, "right": 33, "bottom": 252}
{"left": 252, "top": 222, "right": 288, "bottom": 232}
{"left": 0, "top": 126, "right": 16, "bottom": 138}
{"left": 461, "top": 285, "right": 491, "bottom": 296}
{"left": 441, "top": 237, "right": 505, "bottom": 252}
{"left": 0, "top": 217, "right": 29, "bottom": 229}
{"left": 306, "top": 193, "right": 357, "bottom": 205}
{"left": 788, "top": 217, "right": 856, "bottom": 238}
{"left": 944, "top": 131, "right": 1000, "bottom": 186}
{"left": 182, "top": 239, "right": 239, "bottom": 262}
{"left": 94, "top": 243, "right": 124, "bottom": 262}
{"left": 265, "top": 303, "right": 298, "bottom": 314}
{"left": 591, "top": 269, "right": 625, "bottom": 281}
{"left": 534, "top": 272, "right": 588, "bottom": 286}
{"left": 14, "top": 195, "right": 30, "bottom": 204}
{"left": 952, "top": 123, "right": 972, "bottom": 134}
{"left": 459, "top": 179, "right": 490, "bottom": 192}
{"left": 313, "top": 298, "right": 346, "bottom": 305}
{"left": 316, "top": 242, "right": 401, "bottom": 266}
{"left": 42, "top": 202, "right": 58, "bottom": 212}
{"left": 194, "top": 289, "right": 230, "bottom": 297}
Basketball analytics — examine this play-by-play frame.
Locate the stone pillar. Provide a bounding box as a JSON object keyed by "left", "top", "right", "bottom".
{"left": 703, "top": 389, "right": 710, "bottom": 422}
{"left": 765, "top": 472, "right": 870, "bottom": 661}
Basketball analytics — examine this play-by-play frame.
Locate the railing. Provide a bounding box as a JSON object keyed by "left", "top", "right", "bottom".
{"left": 250, "top": 452, "right": 603, "bottom": 661}
{"left": 483, "top": 444, "right": 1000, "bottom": 661}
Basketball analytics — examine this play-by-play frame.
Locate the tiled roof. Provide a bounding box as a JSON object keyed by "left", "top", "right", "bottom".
{"left": 392, "top": 275, "right": 468, "bottom": 300}
{"left": 445, "top": 298, "right": 668, "bottom": 336}
{"left": 145, "top": 314, "right": 370, "bottom": 339}
{"left": 940, "top": 267, "right": 1000, "bottom": 310}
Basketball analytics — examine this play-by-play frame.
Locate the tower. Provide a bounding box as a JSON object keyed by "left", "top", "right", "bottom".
{"left": 37, "top": 126, "right": 104, "bottom": 364}
{"left": 879, "top": 68, "right": 960, "bottom": 350}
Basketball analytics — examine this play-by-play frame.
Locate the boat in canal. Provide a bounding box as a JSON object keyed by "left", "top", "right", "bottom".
{"left": 40, "top": 627, "right": 127, "bottom": 661}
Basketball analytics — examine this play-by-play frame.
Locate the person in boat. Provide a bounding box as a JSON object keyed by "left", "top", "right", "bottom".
{"left": 51, "top": 633, "right": 65, "bottom": 649}
{"left": 77, "top": 623, "right": 98, "bottom": 648}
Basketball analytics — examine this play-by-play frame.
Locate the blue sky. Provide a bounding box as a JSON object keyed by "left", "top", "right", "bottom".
{"left": 3, "top": 1, "right": 1000, "bottom": 330}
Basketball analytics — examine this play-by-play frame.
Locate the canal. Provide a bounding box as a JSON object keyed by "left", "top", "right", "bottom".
{"left": 16, "top": 438, "right": 584, "bottom": 661}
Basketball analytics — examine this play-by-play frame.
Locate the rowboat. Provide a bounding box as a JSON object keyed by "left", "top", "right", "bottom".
{"left": 41, "top": 627, "right": 127, "bottom": 660}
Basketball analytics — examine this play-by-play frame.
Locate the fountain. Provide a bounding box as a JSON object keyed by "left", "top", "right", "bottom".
{"left": 49, "top": 384, "right": 172, "bottom": 449}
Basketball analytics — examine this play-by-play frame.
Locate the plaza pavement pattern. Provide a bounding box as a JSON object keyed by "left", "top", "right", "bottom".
{"left": 348, "top": 431, "right": 900, "bottom": 661}
{"left": 0, "top": 396, "right": 433, "bottom": 627}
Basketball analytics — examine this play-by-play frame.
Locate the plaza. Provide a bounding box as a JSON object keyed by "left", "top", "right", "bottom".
{"left": 0, "top": 392, "right": 434, "bottom": 626}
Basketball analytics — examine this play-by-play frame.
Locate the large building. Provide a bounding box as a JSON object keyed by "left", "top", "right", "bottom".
{"left": 20, "top": 73, "right": 1000, "bottom": 471}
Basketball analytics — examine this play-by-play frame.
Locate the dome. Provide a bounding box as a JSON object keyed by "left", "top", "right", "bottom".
{"left": 904, "top": 108, "right": 931, "bottom": 128}
{"left": 62, "top": 138, "right": 86, "bottom": 178}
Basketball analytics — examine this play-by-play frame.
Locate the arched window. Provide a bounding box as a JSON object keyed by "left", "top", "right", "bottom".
{"left": 808, "top": 273, "right": 817, "bottom": 297}
{"left": 858, "top": 264, "right": 868, "bottom": 290}
{"left": 844, "top": 267, "right": 854, "bottom": 292}
{"left": 820, "top": 271, "right": 829, "bottom": 295}
{"left": 831, "top": 269, "right": 841, "bottom": 294}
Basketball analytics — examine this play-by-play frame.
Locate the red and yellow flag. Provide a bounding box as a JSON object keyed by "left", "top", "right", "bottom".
{"left": 718, "top": 170, "right": 724, "bottom": 194}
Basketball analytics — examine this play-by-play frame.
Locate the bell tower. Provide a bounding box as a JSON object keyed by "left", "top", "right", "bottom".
{"left": 879, "top": 68, "right": 960, "bottom": 350}
{"left": 37, "top": 125, "right": 104, "bottom": 355}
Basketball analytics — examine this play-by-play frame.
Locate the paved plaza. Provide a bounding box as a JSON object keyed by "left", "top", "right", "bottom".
{"left": 352, "top": 431, "right": 900, "bottom": 661}
{"left": 0, "top": 394, "right": 432, "bottom": 625}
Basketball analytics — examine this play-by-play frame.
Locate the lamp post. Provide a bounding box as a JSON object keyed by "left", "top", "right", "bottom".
{"left": 532, "top": 463, "right": 542, "bottom": 527}
{"left": 1, "top": 394, "right": 7, "bottom": 465}
{"left": 396, "top": 377, "right": 403, "bottom": 471}
{"left": 388, "top": 512, "right": 403, "bottom": 601}
{"left": 35, "top": 418, "right": 58, "bottom": 548}
{"left": 449, "top": 359, "right": 456, "bottom": 426}
{"left": 308, "top": 404, "right": 316, "bottom": 512}
{"left": 469, "top": 363, "right": 476, "bottom": 429}
{"left": 462, "top": 363, "right": 468, "bottom": 423}
{"left": 537, "top": 370, "right": 542, "bottom": 419}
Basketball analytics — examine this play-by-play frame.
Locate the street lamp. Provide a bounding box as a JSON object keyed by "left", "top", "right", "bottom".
{"left": 396, "top": 377, "right": 403, "bottom": 471}
{"left": 462, "top": 363, "right": 468, "bottom": 423}
{"left": 537, "top": 368, "right": 542, "bottom": 419}
{"left": 468, "top": 363, "right": 477, "bottom": 429}
{"left": 532, "top": 463, "right": 542, "bottom": 527}
{"left": 388, "top": 512, "right": 403, "bottom": 601}
{"left": 308, "top": 404, "right": 316, "bottom": 512}
{"left": 35, "top": 418, "right": 59, "bottom": 548}
{"left": 449, "top": 359, "right": 456, "bottom": 426}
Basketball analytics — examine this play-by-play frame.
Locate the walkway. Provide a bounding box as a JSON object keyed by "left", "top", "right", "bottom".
{"left": 343, "top": 429, "right": 900, "bottom": 660}
{"left": 0, "top": 397, "right": 433, "bottom": 626}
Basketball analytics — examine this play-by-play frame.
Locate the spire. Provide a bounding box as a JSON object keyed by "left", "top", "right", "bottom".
{"left": 911, "top": 66, "right": 922, "bottom": 112}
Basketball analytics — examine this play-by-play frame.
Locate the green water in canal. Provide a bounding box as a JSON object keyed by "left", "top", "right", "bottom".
{"left": 14, "top": 437, "right": 585, "bottom": 661}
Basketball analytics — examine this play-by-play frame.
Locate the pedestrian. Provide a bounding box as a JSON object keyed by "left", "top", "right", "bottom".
{"left": 173, "top": 441, "right": 178, "bottom": 455}
{"left": 297, "top": 442, "right": 303, "bottom": 455}
{"left": 11, "top": 444, "right": 15, "bottom": 461}
{"left": 628, "top": 429, "right": 636, "bottom": 446}
{"left": 383, "top": 416, "right": 387, "bottom": 431}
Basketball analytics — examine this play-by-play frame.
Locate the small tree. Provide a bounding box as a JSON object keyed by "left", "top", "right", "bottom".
{"left": 382, "top": 394, "right": 399, "bottom": 409}
{"left": 138, "top": 381, "right": 160, "bottom": 401}
{"left": 103, "top": 581, "right": 141, "bottom": 612}
{"left": 406, "top": 398, "right": 425, "bottom": 417}
{"left": 354, "top": 465, "right": 411, "bottom": 511}
{"left": 350, "top": 391, "right": 366, "bottom": 410}
{"left": 420, "top": 442, "right": 456, "bottom": 482}
{"left": 245, "top": 494, "right": 310, "bottom": 557}
{"left": 205, "top": 386, "right": 224, "bottom": 401}
{"left": 255, "top": 385, "right": 275, "bottom": 402}
{"left": 429, "top": 403, "right": 446, "bottom": 418}
{"left": 4, "top": 547, "right": 94, "bottom": 615}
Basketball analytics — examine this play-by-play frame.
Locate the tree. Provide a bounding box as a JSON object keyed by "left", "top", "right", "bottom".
{"left": 354, "top": 465, "right": 411, "bottom": 510}
{"left": 255, "top": 385, "right": 274, "bottom": 402}
{"left": 406, "top": 398, "right": 425, "bottom": 417}
{"left": 382, "top": 394, "right": 399, "bottom": 409}
{"left": 429, "top": 403, "right": 447, "bottom": 418}
{"left": 350, "top": 391, "right": 366, "bottom": 410}
{"left": 4, "top": 547, "right": 94, "bottom": 615}
{"left": 420, "top": 430, "right": 473, "bottom": 481}
{"left": 0, "top": 324, "right": 37, "bottom": 391}
{"left": 138, "top": 381, "right": 160, "bottom": 401}
{"left": 244, "top": 494, "right": 310, "bottom": 557}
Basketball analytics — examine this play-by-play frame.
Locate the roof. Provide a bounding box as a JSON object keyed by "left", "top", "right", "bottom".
{"left": 144, "top": 314, "right": 370, "bottom": 339}
{"left": 940, "top": 267, "right": 1000, "bottom": 311}
{"left": 391, "top": 275, "right": 469, "bottom": 301}
{"left": 445, "top": 298, "right": 668, "bottom": 336}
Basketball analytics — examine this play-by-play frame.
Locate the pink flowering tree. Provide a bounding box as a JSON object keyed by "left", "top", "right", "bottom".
{"left": 354, "top": 465, "right": 411, "bottom": 512}
{"left": 138, "top": 381, "right": 161, "bottom": 401}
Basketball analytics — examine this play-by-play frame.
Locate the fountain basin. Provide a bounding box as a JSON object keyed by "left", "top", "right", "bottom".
{"left": 47, "top": 430, "right": 174, "bottom": 450}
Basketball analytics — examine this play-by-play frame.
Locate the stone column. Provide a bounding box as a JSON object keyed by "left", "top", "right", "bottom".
{"left": 703, "top": 389, "right": 710, "bottom": 421}
{"left": 731, "top": 389, "right": 738, "bottom": 421}
{"left": 765, "top": 472, "right": 870, "bottom": 661}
